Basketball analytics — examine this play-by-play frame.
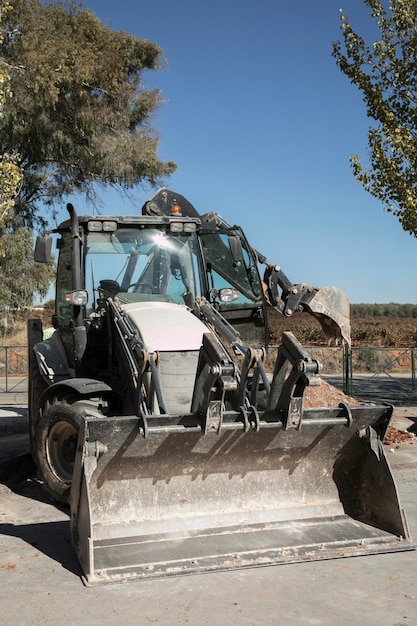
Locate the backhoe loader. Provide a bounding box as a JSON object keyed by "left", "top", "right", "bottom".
{"left": 28, "top": 188, "right": 414, "bottom": 584}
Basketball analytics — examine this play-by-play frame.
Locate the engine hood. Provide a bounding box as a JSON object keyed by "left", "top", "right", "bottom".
{"left": 120, "top": 301, "right": 207, "bottom": 352}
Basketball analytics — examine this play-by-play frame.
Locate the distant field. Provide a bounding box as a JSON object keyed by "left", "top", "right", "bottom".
{"left": 267, "top": 310, "right": 417, "bottom": 347}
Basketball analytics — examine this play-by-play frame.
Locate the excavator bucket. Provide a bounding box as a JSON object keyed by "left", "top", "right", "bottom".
{"left": 303, "top": 286, "right": 351, "bottom": 345}
{"left": 70, "top": 402, "right": 413, "bottom": 585}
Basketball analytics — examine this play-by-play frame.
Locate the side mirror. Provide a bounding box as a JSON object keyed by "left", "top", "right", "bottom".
{"left": 228, "top": 235, "right": 245, "bottom": 265}
{"left": 34, "top": 235, "right": 53, "bottom": 263}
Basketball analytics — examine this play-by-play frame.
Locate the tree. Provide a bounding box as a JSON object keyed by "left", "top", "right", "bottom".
{"left": 0, "top": 2, "right": 53, "bottom": 334}
{"left": 0, "top": 0, "right": 22, "bottom": 230}
{"left": 0, "top": 225, "right": 55, "bottom": 336}
{"left": 332, "top": 0, "right": 417, "bottom": 236}
{"left": 0, "top": 0, "right": 176, "bottom": 225}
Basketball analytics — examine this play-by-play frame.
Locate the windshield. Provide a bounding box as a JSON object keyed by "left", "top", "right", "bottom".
{"left": 83, "top": 227, "right": 202, "bottom": 310}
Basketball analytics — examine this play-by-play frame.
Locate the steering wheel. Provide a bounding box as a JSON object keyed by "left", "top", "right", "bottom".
{"left": 127, "top": 283, "right": 154, "bottom": 294}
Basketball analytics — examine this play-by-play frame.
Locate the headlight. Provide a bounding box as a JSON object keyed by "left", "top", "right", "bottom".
{"left": 65, "top": 290, "right": 88, "bottom": 305}
{"left": 87, "top": 221, "right": 117, "bottom": 232}
{"left": 169, "top": 222, "right": 184, "bottom": 232}
{"left": 219, "top": 288, "right": 239, "bottom": 303}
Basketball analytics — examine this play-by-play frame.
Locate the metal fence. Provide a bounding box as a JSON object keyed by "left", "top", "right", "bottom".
{"left": 342, "top": 345, "right": 417, "bottom": 405}
{"left": 307, "top": 345, "right": 417, "bottom": 405}
{"left": 1, "top": 343, "right": 417, "bottom": 406}
{"left": 0, "top": 346, "right": 27, "bottom": 399}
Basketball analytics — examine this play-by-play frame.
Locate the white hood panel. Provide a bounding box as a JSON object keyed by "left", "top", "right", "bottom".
{"left": 120, "top": 302, "right": 207, "bottom": 352}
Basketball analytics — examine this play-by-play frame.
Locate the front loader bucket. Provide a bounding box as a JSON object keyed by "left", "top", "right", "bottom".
{"left": 70, "top": 405, "right": 414, "bottom": 585}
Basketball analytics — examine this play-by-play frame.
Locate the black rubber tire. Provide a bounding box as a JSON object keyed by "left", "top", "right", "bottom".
{"left": 34, "top": 402, "right": 82, "bottom": 505}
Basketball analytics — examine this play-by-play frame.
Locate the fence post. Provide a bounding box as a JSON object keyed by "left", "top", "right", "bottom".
{"left": 343, "top": 343, "right": 352, "bottom": 396}
{"left": 5, "top": 346, "right": 8, "bottom": 393}
{"left": 412, "top": 348, "right": 416, "bottom": 393}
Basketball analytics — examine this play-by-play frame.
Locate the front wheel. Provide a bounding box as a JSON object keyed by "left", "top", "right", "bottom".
{"left": 35, "top": 402, "right": 82, "bottom": 505}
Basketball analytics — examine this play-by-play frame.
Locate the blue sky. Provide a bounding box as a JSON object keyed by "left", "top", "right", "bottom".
{"left": 59, "top": 0, "right": 416, "bottom": 304}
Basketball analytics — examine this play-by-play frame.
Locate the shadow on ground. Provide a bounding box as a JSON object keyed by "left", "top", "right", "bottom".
{"left": 0, "top": 453, "right": 82, "bottom": 579}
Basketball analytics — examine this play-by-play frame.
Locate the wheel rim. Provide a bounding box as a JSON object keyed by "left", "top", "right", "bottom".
{"left": 46, "top": 421, "right": 78, "bottom": 483}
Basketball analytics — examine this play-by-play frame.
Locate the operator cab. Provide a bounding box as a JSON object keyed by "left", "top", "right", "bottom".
{"left": 53, "top": 216, "right": 203, "bottom": 331}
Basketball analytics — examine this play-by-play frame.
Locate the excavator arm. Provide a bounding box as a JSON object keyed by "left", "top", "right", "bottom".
{"left": 262, "top": 260, "right": 351, "bottom": 345}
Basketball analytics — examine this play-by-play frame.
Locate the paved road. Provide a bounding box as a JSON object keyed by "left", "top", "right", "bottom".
{"left": 0, "top": 376, "right": 27, "bottom": 407}
{"left": 325, "top": 374, "right": 417, "bottom": 406}
{"left": 0, "top": 406, "right": 416, "bottom": 626}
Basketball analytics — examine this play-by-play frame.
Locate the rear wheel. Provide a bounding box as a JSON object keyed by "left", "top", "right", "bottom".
{"left": 35, "top": 402, "right": 82, "bottom": 505}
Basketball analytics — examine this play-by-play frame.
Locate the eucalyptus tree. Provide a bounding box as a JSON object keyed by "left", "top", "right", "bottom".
{"left": 0, "top": 0, "right": 22, "bottom": 228}
{"left": 0, "top": 0, "right": 176, "bottom": 225}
